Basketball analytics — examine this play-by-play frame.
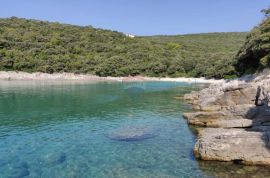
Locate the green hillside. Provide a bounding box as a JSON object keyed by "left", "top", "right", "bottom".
{"left": 142, "top": 33, "right": 247, "bottom": 78}
{"left": 0, "top": 17, "right": 247, "bottom": 78}
{"left": 235, "top": 8, "right": 270, "bottom": 75}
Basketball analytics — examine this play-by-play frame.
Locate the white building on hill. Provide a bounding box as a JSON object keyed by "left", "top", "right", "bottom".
{"left": 125, "top": 34, "right": 135, "bottom": 38}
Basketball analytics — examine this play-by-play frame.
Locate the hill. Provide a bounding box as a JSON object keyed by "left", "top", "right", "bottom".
{"left": 235, "top": 8, "right": 270, "bottom": 75}
{"left": 0, "top": 17, "right": 247, "bottom": 78}
{"left": 142, "top": 33, "right": 247, "bottom": 78}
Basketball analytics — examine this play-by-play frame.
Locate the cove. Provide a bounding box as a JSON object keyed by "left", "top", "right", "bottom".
{"left": 0, "top": 81, "right": 270, "bottom": 178}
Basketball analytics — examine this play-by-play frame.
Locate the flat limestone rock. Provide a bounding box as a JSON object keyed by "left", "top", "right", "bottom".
{"left": 212, "top": 119, "right": 253, "bottom": 128}
{"left": 200, "top": 105, "right": 222, "bottom": 112}
{"left": 107, "top": 125, "right": 157, "bottom": 141}
{"left": 183, "top": 111, "right": 229, "bottom": 120}
{"left": 194, "top": 128, "right": 270, "bottom": 165}
{"left": 183, "top": 111, "right": 252, "bottom": 128}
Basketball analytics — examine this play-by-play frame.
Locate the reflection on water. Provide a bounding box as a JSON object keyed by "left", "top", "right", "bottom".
{"left": 0, "top": 81, "right": 269, "bottom": 178}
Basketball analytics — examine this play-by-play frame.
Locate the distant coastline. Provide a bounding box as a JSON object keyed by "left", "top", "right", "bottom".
{"left": 0, "top": 71, "right": 224, "bottom": 84}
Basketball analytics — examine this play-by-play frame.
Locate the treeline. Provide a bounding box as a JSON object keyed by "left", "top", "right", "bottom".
{"left": 235, "top": 8, "right": 270, "bottom": 75}
{"left": 0, "top": 17, "right": 247, "bottom": 78}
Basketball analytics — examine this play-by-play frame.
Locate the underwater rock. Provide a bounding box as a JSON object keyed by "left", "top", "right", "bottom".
{"left": 125, "top": 87, "right": 144, "bottom": 94}
{"left": 6, "top": 162, "right": 30, "bottom": 178}
{"left": 107, "top": 125, "right": 156, "bottom": 141}
{"left": 125, "top": 87, "right": 145, "bottom": 99}
{"left": 43, "top": 152, "right": 66, "bottom": 166}
{"left": 9, "top": 168, "right": 29, "bottom": 178}
{"left": 183, "top": 111, "right": 253, "bottom": 128}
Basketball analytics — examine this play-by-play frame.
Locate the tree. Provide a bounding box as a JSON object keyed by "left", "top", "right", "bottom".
{"left": 261, "top": 8, "right": 270, "bottom": 17}
{"left": 235, "top": 8, "right": 270, "bottom": 75}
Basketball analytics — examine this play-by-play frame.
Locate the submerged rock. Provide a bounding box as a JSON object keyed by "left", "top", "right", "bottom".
{"left": 125, "top": 87, "right": 144, "bottom": 95}
{"left": 43, "top": 152, "right": 66, "bottom": 166}
{"left": 6, "top": 161, "right": 30, "bottom": 178}
{"left": 9, "top": 168, "right": 29, "bottom": 178}
{"left": 107, "top": 125, "right": 157, "bottom": 141}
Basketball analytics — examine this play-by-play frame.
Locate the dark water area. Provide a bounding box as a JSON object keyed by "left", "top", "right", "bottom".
{"left": 0, "top": 81, "right": 269, "bottom": 178}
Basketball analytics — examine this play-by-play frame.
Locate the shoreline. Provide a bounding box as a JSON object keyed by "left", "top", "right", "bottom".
{"left": 0, "top": 71, "right": 225, "bottom": 83}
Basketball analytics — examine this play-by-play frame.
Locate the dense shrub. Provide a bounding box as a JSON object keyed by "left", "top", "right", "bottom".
{"left": 235, "top": 8, "right": 270, "bottom": 75}
{"left": 0, "top": 17, "right": 247, "bottom": 78}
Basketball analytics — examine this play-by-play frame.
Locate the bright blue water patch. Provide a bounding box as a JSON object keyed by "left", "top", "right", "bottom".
{"left": 0, "top": 81, "right": 269, "bottom": 178}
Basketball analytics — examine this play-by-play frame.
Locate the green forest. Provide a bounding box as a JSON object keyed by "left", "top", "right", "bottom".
{"left": 235, "top": 8, "right": 270, "bottom": 75}
{"left": 0, "top": 17, "right": 249, "bottom": 78}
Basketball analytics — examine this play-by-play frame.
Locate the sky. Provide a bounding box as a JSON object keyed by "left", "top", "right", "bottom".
{"left": 0, "top": 0, "right": 269, "bottom": 36}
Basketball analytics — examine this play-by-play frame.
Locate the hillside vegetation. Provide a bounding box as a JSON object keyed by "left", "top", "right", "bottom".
{"left": 235, "top": 8, "right": 270, "bottom": 75}
{"left": 0, "top": 17, "right": 247, "bottom": 78}
{"left": 142, "top": 33, "right": 246, "bottom": 78}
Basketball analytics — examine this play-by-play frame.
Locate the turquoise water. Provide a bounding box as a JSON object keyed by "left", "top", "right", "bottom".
{"left": 0, "top": 81, "right": 270, "bottom": 178}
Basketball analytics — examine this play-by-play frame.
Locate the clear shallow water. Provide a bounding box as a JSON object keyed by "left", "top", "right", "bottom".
{"left": 0, "top": 81, "right": 270, "bottom": 178}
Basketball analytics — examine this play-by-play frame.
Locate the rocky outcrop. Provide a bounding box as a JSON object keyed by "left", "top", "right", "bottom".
{"left": 194, "top": 128, "right": 270, "bottom": 165}
{"left": 183, "top": 74, "right": 270, "bottom": 166}
{"left": 183, "top": 104, "right": 258, "bottom": 128}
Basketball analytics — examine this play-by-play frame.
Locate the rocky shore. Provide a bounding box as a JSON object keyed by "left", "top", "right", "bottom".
{"left": 183, "top": 74, "right": 270, "bottom": 166}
